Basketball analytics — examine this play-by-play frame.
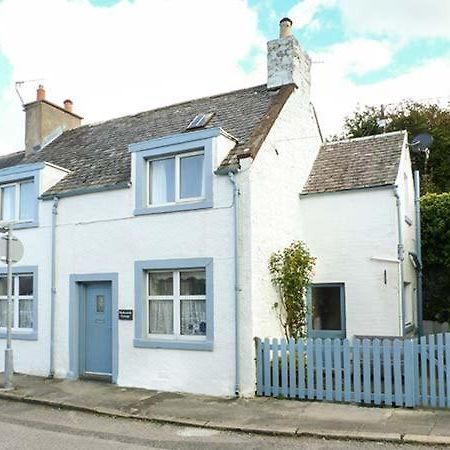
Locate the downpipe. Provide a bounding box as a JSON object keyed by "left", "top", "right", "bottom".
{"left": 393, "top": 187, "right": 405, "bottom": 336}
{"left": 49, "top": 196, "right": 59, "bottom": 378}
{"left": 228, "top": 171, "right": 240, "bottom": 396}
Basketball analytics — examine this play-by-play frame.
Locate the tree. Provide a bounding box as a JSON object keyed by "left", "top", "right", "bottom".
{"left": 421, "top": 193, "right": 450, "bottom": 322}
{"left": 269, "top": 241, "right": 315, "bottom": 339}
{"left": 340, "top": 102, "right": 450, "bottom": 193}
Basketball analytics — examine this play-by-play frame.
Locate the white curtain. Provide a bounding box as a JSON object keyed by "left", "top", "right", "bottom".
{"left": 149, "top": 300, "right": 173, "bottom": 334}
{"left": 151, "top": 159, "right": 174, "bottom": 204}
{"left": 19, "top": 299, "right": 33, "bottom": 328}
{"left": 181, "top": 300, "right": 206, "bottom": 336}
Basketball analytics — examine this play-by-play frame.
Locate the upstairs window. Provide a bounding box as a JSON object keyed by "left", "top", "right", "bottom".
{"left": 148, "top": 151, "right": 204, "bottom": 206}
{"left": 0, "top": 180, "right": 35, "bottom": 223}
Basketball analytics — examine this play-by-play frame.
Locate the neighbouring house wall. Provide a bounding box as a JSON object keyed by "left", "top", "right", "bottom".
{"left": 300, "top": 187, "right": 402, "bottom": 338}
{"left": 237, "top": 87, "right": 322, "bottom": 395}
{"left": 0, "top": 194, "right": 53, "bottom": 376}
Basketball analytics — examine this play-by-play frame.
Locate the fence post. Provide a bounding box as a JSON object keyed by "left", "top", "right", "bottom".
{"left": 255, "top": 338, "right": 263, "bottom": 396}
{"left": 404, "top": 339, "right": 415, "bottom": 407}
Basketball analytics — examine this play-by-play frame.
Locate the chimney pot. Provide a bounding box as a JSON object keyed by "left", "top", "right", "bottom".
{"left": 37, "top": 84, "right": 46, "bottom": 101}
{"left": 279, "top": 17, "right": 293, "bottom": 38}
{"left": 63, "top": 99, "right": 73, "bottom": 113}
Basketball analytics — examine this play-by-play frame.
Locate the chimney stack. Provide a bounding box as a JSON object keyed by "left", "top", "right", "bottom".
{"left": 64, "top": 99, "right": 73, "bottom": 113}
{"left": 24, "top": 85, "right": 83, "bottom": 155}
{"left": 37, "top": 84, "right": 46, "bottom": 101}
{"left": 267, "top": 18, "right": 311, "bottom": 95}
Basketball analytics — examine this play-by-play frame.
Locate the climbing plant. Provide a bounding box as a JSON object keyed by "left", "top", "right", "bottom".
{"left": 269, "top": 241, "right": 316, "bottom": 339}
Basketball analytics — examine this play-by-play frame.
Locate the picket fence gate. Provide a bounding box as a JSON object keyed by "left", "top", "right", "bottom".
{"left": 255, "top": 333, "right": 450, "bottom": 408}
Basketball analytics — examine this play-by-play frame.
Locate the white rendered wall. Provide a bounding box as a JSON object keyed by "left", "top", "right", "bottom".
{"left": 395, "top": 137, "right": 418, "bottom": 332}
{"left": 237, "top": 87, "right": 322, "bottom": 395}
{"left": 49, "top": 137, "right": 237, "bottom": 396}
{"left": 300, "top": 187, "right": 403, "bottom": 338}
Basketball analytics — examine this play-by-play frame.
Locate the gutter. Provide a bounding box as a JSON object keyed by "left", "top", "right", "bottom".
{"left": 413, "top": 170, "right": 423, "bottom": 336}
{"left": 49, "top": 196, "right": 59, "bottom": 377}
{"left": 393, "top": 187, "right": 405, "bottom": 336}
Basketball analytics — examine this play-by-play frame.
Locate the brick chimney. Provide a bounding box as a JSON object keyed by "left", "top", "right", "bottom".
{"left": 24, "top": 85, "right": 83, "bottom": 155}
{"left": 267, "top": 18, "right": 311, "bottom": 95}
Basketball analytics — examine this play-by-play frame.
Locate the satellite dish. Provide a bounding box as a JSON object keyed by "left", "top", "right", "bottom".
{"left": 411, "top": 133, "right": 433, "bottom": 152}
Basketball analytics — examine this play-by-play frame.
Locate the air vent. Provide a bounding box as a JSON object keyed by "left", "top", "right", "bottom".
{"left": 186, "top": 112, "right": 214, "bottom": 130}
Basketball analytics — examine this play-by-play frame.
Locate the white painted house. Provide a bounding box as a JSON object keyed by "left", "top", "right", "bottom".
{"left": 0, "top": 18, "right": 418, "bottom": 396}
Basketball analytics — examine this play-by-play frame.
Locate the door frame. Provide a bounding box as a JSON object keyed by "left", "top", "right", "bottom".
{"left": 307, "top": 283, "right": 346, "bottom": 339}
{"left": 68, "top": 273, "right": 118, "bottom": 383}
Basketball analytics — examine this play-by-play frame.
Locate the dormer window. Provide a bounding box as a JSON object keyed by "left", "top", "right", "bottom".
{"left": 1, "top": 179, "right": 35, "bottom": 223}
{"left": 148, "top": 151, "right": 205, "bottom": 206}
{"left": 130, "top": 128, "right": 222, "bottom": 215}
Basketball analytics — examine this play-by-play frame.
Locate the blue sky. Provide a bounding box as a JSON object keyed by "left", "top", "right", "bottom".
{"left": 0, "top": 0, "right": 449, "bottom": 154}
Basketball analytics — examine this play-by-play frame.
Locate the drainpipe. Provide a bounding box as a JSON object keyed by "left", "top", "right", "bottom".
{"left": 414, "top": 170, "right": 423, "bottom": 336}
{"left": 228, "top": 171, "right": 240, "bottom": 396}
{"left": 393, "top": 187, "right": 405, "bottom": 336}
{"left": 49, "top": 196, "right": 59, "bottom": 378}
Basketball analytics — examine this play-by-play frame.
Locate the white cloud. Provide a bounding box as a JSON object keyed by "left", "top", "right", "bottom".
{"left": 311, "top": 51, "right": 450, "bottom": 137}
{"left": 0, "top": 0, "right": 266, "bottom": 154}
{"left": 288, "top": 0, "right": 336, "bottom": 29}
{"left": 289, "top": 0, "right": 450, "bottom": 41}
{"left": 339, "top": 0, "right": 450, "bottom": 41}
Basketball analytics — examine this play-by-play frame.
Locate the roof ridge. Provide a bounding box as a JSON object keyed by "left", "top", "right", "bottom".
{"left": 69, "top": 83, "right": 268, "bottom": 134}
{"left": 324, "top": 130, "right": 406, "bottom": 146}
{"left": 0, "top": 149, "right": 25, "bottom": 160}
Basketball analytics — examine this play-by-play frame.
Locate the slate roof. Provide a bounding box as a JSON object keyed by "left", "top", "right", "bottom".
{"left": 302, "top": 131, "right": 406, "bottom": 194}
{"left": 0, "top": 84, "right": 294, "bottom": 197}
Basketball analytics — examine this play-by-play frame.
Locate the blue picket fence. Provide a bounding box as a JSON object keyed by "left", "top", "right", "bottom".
{"left": 255, "top": 333, "right": 450, "bottom": 408}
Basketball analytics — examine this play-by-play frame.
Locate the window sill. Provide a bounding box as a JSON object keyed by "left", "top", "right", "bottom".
{"left": 9, "top": 221, "right": 39, "bottom": 230}
{"left": 134, "top": 199, "right": 213, "bottom": 216}
{"left": 0, "top": 331, "right": 37, "bottom": 341}
{"left": 133, "top": 337, "right": 213, "bottom": 351}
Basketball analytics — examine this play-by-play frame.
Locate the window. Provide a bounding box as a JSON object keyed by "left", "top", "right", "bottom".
{"left": 309, "top": 284, "right": 345, "bottom": 338}
{"left": 148, "top": 151, "right": 204, "bottom": 206}
{"left": 0, "top": 273, "right": 34, "bottom": 331}
{"left": 130, "top": 127, "right": 219, "bottom": 215}
{"left": 147, "top": 269, "right": 206, "bottom": 338}
{"left": 0, "top": 179, "right": 35, "bottom": 222}
{"left": 134, "top": 258, "right": 213, "bottom": 350}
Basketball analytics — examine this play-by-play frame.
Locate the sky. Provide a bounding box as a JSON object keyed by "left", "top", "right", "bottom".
{"left": 0, "top": 0, "right": 449, "bottom": 155}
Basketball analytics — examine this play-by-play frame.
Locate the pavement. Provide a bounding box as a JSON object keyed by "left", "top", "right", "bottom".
{"left": 0, "top": 374, "right": 449, "bottom": 446}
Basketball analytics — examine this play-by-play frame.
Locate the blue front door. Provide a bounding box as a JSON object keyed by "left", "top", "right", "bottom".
{"left": 83, "top": 282, "right": 112, "bottom": 376}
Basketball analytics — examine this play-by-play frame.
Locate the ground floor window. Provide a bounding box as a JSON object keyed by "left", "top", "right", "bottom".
{"left": 134, "top": 258, "right": 213, "bottom": 350}
{"left": 147, "top": 269, "right": 206, "bottom": 337}
{"left": 309, "top": 283, "right": 346, "bottom": 338}
{"left": 0, "top": 266, "right": 37, "bottom": 340}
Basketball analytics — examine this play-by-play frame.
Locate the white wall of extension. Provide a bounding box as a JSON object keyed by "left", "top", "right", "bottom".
{"left": 300, "top": 138, "right": 418, "bottom": 339}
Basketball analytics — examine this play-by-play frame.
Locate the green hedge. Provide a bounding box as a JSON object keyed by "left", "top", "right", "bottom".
{"left": 422, "top": 193, "right": 450, "bottom": 322}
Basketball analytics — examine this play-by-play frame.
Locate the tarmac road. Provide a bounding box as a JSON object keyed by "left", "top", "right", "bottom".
{"left": 0, "top": 399, "right": 441, "bottom": 449}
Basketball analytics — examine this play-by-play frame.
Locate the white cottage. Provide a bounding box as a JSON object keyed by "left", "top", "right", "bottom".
{"left": 0, "top": 18, "right": 418, "bottom": 396}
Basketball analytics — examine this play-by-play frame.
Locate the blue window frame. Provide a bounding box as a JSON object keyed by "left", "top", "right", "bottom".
{"left": 0, "top": 266, "right": 38, "bottom": 340}
{"left": 134, "top": 258, "right": 214, "bottom": 350}
{"left": 307, "top": 283, "right": 346, "bottom": 339}
{"left": 0, "top": 163, "right": 41, "bottom": 229}
{"left": 129, "top": 128, "right": 222, "bottom": 215}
